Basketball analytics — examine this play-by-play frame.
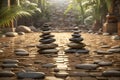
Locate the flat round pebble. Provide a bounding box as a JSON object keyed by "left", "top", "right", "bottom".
{"left": 98, "top": 61, "right": 112, "bottom": 66}
{"left": 65, "top": 49, "right": 89, "bottom": 53}
{"left": 37, "top": 43, "right": 58, "bottom": 49}
{"left": 14, "top": 49, "right": 27, "bottom": 52}
{"left": 107, "top": 48, "right": 120, "bottom": 53}
{"left": 1, "top": 64, "right": 19, "bottom": 68}
{"left": 42, "top": 63, "right": 56, "bottom": 68}
{"left": 111, "top": 45, "right": 120, "bottom": 49}
{"left": 54, "top": 72, "right": 69, "bottom": 78}
{"left": 102, "top": 70, "right": 120, "bottom": 77}
{"left": 15, "top": 52, "right": 29, "bottom": 56}
{"left": 17, "top": 72, "right": 46, "bottom": 79}
{"left": 40, "top": 49, "right": 58, "bottom": 54}
{"left": 95, "top": 50, "right": 112, "bottom": 54}
{"left": 2, "top": 59, "right": 19, "bottom": 64}
{"left": 75, "top": 64, "right": 98, "bottom": 70}
{"left": 0, "top": 71, "right": 15, "bottom": 77}
{"left": 100, "top": 45, "right": 110, "bottom": 48}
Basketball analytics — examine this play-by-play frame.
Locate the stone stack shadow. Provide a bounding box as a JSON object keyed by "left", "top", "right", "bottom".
{"left": 65, "top": 27, "right": 89, "bottom": 53}
{"left": 37, "top": 25, "right": 58, "bottom": 54}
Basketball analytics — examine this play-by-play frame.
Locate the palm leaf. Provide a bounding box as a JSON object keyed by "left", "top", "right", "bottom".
{"left": 0, "top": 6, "right": 31, "bottom": 26}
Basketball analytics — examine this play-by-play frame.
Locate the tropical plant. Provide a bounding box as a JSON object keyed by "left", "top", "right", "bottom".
{"left": 65, "top": 0, "right": 86, "bottom": 25}
{"left": 0, "top": 0, "right": 41, "bottom": 31}
{"left": 65, "top": 0, "right": 109, "bottom": 31}
{"left": 0, "top": 6, "right": 31, "bottom": 27}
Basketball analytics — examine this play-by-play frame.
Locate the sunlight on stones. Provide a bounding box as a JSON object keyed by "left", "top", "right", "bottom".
{"left": 37, "top": 24, "right": 58, "bottom": 54}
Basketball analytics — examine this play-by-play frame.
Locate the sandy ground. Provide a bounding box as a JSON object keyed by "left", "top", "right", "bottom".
{"left": 0, "top": 32, "right": 120, "bottom": 80}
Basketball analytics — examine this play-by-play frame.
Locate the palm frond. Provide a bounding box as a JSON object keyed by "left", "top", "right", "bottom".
{"left": 0, "top": 6, "right": 31, "bottom": 26}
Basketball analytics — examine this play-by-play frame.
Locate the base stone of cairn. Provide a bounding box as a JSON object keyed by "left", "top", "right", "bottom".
{"left": 37, "top": 24, "right": 58, "bottom": 54}
{"left": 65, "top": 27, "right": 89, "bottom": 54}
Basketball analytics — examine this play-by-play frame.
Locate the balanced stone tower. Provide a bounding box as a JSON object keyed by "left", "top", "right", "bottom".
{"left": 65, "top": 27, "right": 89, "bottom": 53}
{"left": 37, "top": 24, "right": 58, "bottom": 54}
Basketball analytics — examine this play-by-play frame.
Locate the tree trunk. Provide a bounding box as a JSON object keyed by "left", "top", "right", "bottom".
{"left": 92, "top": 20, "right": 101, "bottom": 32}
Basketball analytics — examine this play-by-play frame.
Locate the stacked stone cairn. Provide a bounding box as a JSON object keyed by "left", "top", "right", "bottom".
{"left": 65, "top": 27, "right": 89, "bottom": 53}
{"left": 37, "top": 24, "right": 58, "bottom": 54}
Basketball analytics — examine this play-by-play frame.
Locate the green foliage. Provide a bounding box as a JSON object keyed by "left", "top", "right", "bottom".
{"left": 65, "top": 0, "right": 109, "bottom": 26}
{"left": 0, "top": 0, "right": 41, "bottom": 27}
{"left": 0, "top": 6, "right": 31, "bottom": 26}
{"left": 38, "top": 0, "right": 50, "bottom": 20}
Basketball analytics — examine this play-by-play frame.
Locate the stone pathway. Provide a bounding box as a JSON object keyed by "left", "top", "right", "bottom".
{"left": 0, "top": 32, "right": 120, "bottom": 80}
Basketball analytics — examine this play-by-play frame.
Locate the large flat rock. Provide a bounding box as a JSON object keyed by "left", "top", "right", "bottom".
{"left": 75, "top": 64, "right": 98, "bottom": 70}
{"left": 17, "top": 72, "right": 46, "bottom": 79}
{"left": 102, "top": 70, "right": 120, "bottom": 77}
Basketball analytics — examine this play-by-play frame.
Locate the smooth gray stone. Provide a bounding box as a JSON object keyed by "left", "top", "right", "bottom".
{"left": 42, "top": 26, "right": 50, "bottom": 31}
{"left": 77, "top": 49, "right": 89, "bottom": 53}
{"left": 18, "top": 32, "right": 25, "bottom": 35}
{"left": 1, "top": 64, "right": 18, "bottom": 68}
{"left": 103, "top": 33, "right": 109, "bottom": 36}
{"left": 95, "top": 50, "right": 113, "bottom": 54}
{"left": 75, "top": 64, "right": 98, "bottom": 70}
{"left": 0, "top": 71, "right": 15, "bottom": 77}
{"left": 54, "top": 72, "right": 69, "bottom": 78}
{"left": 40, "top": 49, "right": 58, "bottom": 54}
{"left": 2, "top": 59, "right": 19, "bottom": 64}
{"left": 111, "top": 35, "right": 120, "bottom": 40}
{"left": 5, "top": 32, "right": 18, "bottom": 37}
{"left": 73, "top": 27, "right": 79, "bottom": 30}
{"left": 102, "top": 70, "right": 120, "bottom": 77}
{"left": 40, "top": 35, "right": 54, "bottom": 39}
{"left": 72, "top": 34, "right": 81, "bottom": 37}
{"left": 111, "top": 45, "right": 120, "bottom": 49}
{"left": 65, "top": 49, "right": 89, "bottom": 53}
{"left": 69, "top": 72, "right": 89, "bottom": 77}
{"left": 39, "top": 38, "right": 55, "bottom": 44}
{"left": 65, "top": 49, "right": 77, "bottom": 53}
{"left": 17, "top": 72, "right": 45, "bottom": 79}
{"left": 100, "top": 45, "right": 110, "bottom": 48}
{"left": 98, "top": 61, "right": 112, "bottom": 66}
{"left": 42, "top": 63, "right": 56, "bottom": 68}
{"left": 15, "top": 52, "right": 29, "bottom": 56}
{"left": 74, "top": 31, "right": 81, "bottom": 34}
{"left": 14, "top": 49, "right": 27, "bottom": 52}
{"left": 37, "top": 43, "right": 58, "bottom": 49}
{"left": 41, "top": 31, "right": 51, "bottom": 34}
{"left": 67, "top": 42, "right": 85, "bottom": 48}
{"left": 107, "top": 48, "right": 120, "bottom": 53}
{"left": 69, "top": 38, "right": 83, "bottom": 42}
